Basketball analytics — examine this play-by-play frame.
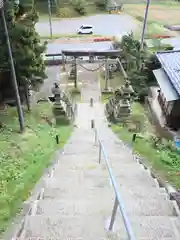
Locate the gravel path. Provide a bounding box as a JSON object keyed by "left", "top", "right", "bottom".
{"left": 78, "top": 63, "right": 101, "bottom": 103}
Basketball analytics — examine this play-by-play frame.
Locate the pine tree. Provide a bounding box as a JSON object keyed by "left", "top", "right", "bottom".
{"left": 0, "top": 0, "right": 46, "bottom": 103}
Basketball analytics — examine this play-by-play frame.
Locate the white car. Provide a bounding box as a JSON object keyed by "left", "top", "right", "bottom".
{"left": 77, "top": 25, "right": 93, "bottom": 34}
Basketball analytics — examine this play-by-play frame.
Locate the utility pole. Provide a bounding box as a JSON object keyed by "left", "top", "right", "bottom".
{"left": 48, "top": 0, "right": 53, "bottom": 39}
{"left": 0, "top": 0, "right": 25, "bottom": 132}
{"left": 140, "top": 0, "right": 150, "bottom": 50}
{"left": 104, "top": 58, "right": 109, "bottom": 91}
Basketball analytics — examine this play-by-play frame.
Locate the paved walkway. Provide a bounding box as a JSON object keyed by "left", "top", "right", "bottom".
{"left": 13, "top": 66, "right": 180, "bottom": 239}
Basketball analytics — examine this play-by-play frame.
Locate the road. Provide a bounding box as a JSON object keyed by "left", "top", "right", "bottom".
{"left": 36, "top": 14, "right": 137, "bottom": 37}
{"left": 46, "top": 41, "right": 113, "bottom": 54}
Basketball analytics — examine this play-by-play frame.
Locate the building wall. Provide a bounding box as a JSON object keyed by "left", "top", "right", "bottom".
{"left": 157, "top": 90, "right": 180, "bottom": 130}
{"left": 158, "top": 90, "right": 169, "bottom": 116}
{"left": 146, "top": 97, "right": 174, "bottom": 140}
{"left": 166, "top": 100, "right": 180, "bottom": 130}
{"left": 171, "top": 100, "right": 180, "bottom": 117}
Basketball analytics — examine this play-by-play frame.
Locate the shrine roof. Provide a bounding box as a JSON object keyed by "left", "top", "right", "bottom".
{"left": 156, "top": 50, "right": 180, "bottom": 96}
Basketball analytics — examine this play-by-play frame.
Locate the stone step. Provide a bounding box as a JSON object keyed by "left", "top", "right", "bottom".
{"left": 42, "top": 177, "right": 112, "bottom": 200}
{"left": 118, "top": 184, "right": 168, "bottom": 201}
{"left": 35, "top": 199, "right": 113, "bottom": 216}
{"left": 21, "top": 215, "right": 110, "bottom": 239}
{"left": 110, "top": 162, "right": 152, "bottom": 174}
{"left": 102, "top": 148, "right": 134, "bottom": 157}
{"left": 52, "top": 161, "right": 153, "bottom": 182}
{"left": 68, "top": 138, "right": 94, "bottom": 144}
{"left": 53, "top": 158, "right": 102, "bottom": 169}
{"left": 114, "top": 168, "right": 159, "bottom": 188}
{"left": 53, "top": 152, "right": 99, "bottom": 164}
{"left": 114, "top": 215, "right": 180, "bottom": 239}
{"left": 42, "top": 177, "right": 168, "bottom": 204}
{"left": 53, "top": 164, "right": 108, "bottom": 178}
{"left": 63, "top": 144, "right": 98, "bottom": 155}
{"left": 20, "top": 215, "right": 179, "bottom": 239}
{"left": 106, "top": 151, "right": 136, "bottom": 161}
{"left": 68, "top": 134, "right": 95, "bottom": 143}
{"left": 36, "top": 196, "right": 176, "bottom": 217}
{"left": 98, "top": 149, "right": 136, "bottom": 162}
{"left": 122, "top": 197, "right": 177, "bottom": 217}
{"left": 43, "top": 185, "right": 112, "bottom": 200}
{"left": 66, "top": 131, "right": 94, "bottom": 141}
{"left": 54, "top": 160, "right": 141, "bottom": 172}
{"left": 42, "top": 174, "right": 166, "bottom": 196}
{"left": 43, "top": 173, "right": 110, "bottom": 188}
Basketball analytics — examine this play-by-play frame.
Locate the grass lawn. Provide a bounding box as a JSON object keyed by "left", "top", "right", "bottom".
{"left": 0, "top": 103, "right": 73, "bottom": 234}
{"left": 37, "top": 0, "right": 107, "bottom": 19}
{"left": 123, "top": 2, "right": 180, "bottom": 38}
{"left": 111, "top": 102, "right": 180, "bottom": 190}
{"left": 124, "top": 2, "right": 180, "bottom": 25}
{"left": 101, "top": 93, "right": 112, "bottom": 103}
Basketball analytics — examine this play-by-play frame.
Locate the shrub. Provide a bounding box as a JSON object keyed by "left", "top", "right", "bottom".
{"left": 126, "top": 112, "right": 145, "bottom": 133}
{"left": 138, "top": 88, "right": 149, "bottom": 103}
{"left": 56, "top": 7, "right": 77, "bottom": 18}
{"left": 95, "top": 0, "right": 107, "bottom": 11}
{"left": 71, "top": 0, "right": 86, "bottom": 15}
{"left": 135, "top": 16, "right": 144, "bottom": 22}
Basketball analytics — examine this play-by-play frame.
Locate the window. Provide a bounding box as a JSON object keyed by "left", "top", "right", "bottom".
{"left": 82, "top": 26, "right": 92, "bottom": 30}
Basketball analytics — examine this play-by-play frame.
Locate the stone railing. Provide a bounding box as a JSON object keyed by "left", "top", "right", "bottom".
{"left": 61, "top": 90, "right": 77, "bottom": 122}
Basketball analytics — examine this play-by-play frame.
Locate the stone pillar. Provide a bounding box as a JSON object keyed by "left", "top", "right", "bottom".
{"left": 62, "top": 54, "right": 66, "bottom": 71}
{"left": 74, "top": 57, "right": 77, "bottom": 88}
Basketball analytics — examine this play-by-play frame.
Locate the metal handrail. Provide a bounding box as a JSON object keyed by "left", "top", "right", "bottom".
{"left": 94, "top": 128, "right": 136, "bottom": 240}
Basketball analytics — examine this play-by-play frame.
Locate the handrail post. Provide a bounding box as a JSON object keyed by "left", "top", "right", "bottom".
{"left": 98, "top": 142, "right": 102, "bottom": 164}
{"left": 90, "top": 97, "right": 93, "bottom": 107}
{"left": 91, "top": 119, "right": 94, "bottom": 129}
{"left": 93, "top": 129, "right": 136, "bottom": 240}
{"left": 109, "top": 196, "right": 118, "bottom": 231}
{"left": 94, "top": 129, "right": 97, "bottom": 146}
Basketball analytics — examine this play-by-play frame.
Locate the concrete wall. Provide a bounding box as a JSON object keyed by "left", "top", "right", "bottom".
{"left": 146, "top": 97, "right": 173, "bottom": 140}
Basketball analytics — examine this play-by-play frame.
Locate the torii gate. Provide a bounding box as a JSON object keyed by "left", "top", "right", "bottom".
{"left": 61, "top": 49, "right": 121, "bottom": 90}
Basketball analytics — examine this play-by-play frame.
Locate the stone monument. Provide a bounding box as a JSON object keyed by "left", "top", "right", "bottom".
{"left": 115, "top": 80, "right": 134, "bottom": 119}
{"left": 52, "top": 83, "right": 70, "bottom": 125}
{"left": 120, "top": 80, "right": 134, "bottom": 101}
{"left": 105, "top": 80, "right": 135, "bottom": 122}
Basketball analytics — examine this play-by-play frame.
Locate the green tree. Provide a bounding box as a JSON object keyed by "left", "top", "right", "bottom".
{"left": 95, "top": 0, "right": 107, "bottom": 11}
{"left": 0, "top": 1, "right": 46, "bottom": 103}
{"left": 113, "top": 33, "right": 160, "bottom": 102}
{"left": 70, "top": 0, "right": 86, "bottom": 15}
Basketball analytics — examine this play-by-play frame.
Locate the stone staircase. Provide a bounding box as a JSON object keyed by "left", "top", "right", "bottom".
{"left": 14, "top": 103, "right": 180, "bottom": 240}
{"left": 11, "top": 63, "right": 180, "bottom": 239}
{"left": 17, "top": 127, "right": 116, "bottom": 239}
{"left": 98, "top": 125, "right": 180, "bottom": 239}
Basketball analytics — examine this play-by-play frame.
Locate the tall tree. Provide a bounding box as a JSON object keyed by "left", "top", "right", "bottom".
{"left": 0, "top": 0, "right": 46, "bottom": 103}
